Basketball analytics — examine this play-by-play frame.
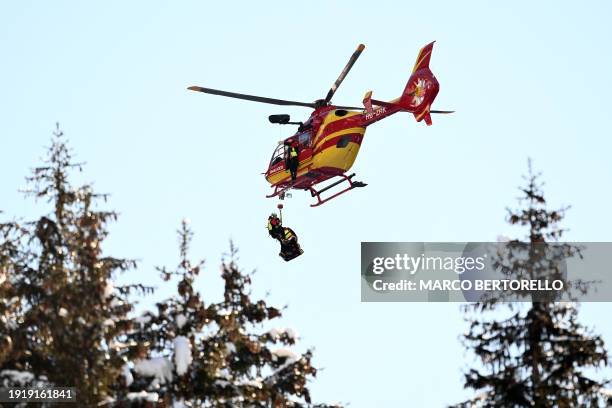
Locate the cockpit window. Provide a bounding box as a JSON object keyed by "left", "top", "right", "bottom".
{"left": 269, "top": 144, "right": 286, "bottom": 167}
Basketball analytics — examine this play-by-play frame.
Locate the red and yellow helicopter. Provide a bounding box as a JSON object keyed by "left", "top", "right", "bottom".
{"left": 189, "top": 42, "right": 452, "bottom": 207}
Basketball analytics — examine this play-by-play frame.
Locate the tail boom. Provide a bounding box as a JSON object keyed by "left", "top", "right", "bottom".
{"left": 360, "top": 41, "right": 442, "bottom": 127}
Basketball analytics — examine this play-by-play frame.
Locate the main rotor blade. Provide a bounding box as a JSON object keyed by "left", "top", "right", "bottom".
{"left": 187, "top": 86, "right": 316, "bottom": 108}
{"left": 430, "top": 110, "right": 455, "bottom": 114}
{"left": 334, "top": 105, "right": 364, "bottom": 111}
{"left": 324, "top": 44, "right": 365, "bottom": 104}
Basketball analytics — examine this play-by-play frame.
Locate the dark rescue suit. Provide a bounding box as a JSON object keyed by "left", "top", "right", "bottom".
{"left": 267, "top": 216, "right": 300, "bottom": 259}
{"left": 286, "top": 145, "right": 299, "bottom": 181}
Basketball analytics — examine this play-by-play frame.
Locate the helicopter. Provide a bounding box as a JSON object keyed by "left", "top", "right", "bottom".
{"left": 188, "top": 42, "right": 452, "bottom": 207}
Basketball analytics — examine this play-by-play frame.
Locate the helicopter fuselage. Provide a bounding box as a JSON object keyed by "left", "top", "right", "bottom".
{"left": 264, "top": 98, "right": 407, "bottom": 191}
{"left": 266, "top": 107, "right": 364, "bottom": 188}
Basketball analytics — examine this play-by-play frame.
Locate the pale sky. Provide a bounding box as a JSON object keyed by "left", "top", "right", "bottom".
{"left": 1, "top": 1, "right": 611, "bottom": 406}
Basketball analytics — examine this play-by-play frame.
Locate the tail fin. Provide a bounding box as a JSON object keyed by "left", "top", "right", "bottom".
{"left": 398, "top": 41, "right": 440, "bottom": 125}
{"left": 363, "top": 42, "right": 449, "bottom": 126}
{"left": 412, "top": 42, "right": 435, "bottom": 73}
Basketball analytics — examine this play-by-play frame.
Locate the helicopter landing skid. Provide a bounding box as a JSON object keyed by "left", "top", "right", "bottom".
{"left": 309, "top": 173, "right": 367, "bottom": 207}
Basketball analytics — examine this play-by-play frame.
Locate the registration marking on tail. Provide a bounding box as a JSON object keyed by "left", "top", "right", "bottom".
{"left": 364, "top": 106, "right": 387, "bottom": 121}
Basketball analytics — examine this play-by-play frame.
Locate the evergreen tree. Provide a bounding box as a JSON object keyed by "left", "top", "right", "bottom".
{"left": 0, "top": 216, "right": 28, "bottom": 372}
{"left": 0, "top": 125, "right": 149, "bottom": 405}
{"left": 1, "top": 125, "right": 341, "bottom": 407}
{"left": 117, "top": 220, "right": 340, "bottom": 408}
{"left": 454, "top": 162, "right": 610, "bottom": 407}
